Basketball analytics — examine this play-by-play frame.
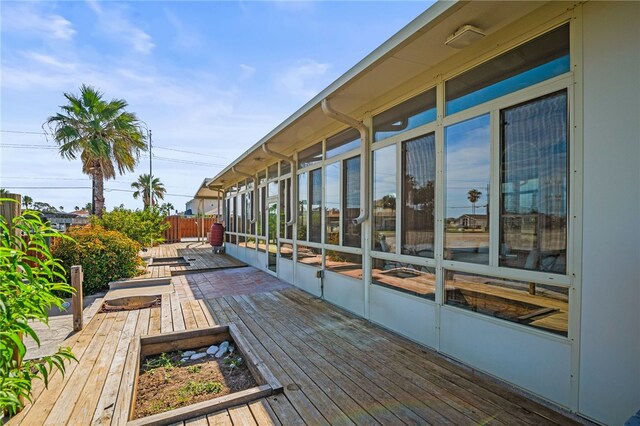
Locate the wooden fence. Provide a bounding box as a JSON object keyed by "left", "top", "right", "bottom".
{"left": 162, "top": 216, "right": 217, "bottom": 243}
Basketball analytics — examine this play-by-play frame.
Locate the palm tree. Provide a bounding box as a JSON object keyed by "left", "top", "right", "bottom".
{"left": 131, "top": 174, "right": 166, "bottom": 210}
{"left": 44, "top": 84, "right": 147, "bottom": 218}
{"left": 74, "top": 206, "right": 80, "bottom": 211}
{"left": 467, "top": 189, "right": 482, "bottom": 215}
{"left": 22, "top": 195, "right": 33, "bottom": 210}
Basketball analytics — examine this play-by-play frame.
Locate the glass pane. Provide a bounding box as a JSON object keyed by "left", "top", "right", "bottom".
{"left": 372, "top": 145, "right": 397, "bottom": 253}
{"left": 285, "top": 178, "right": 292, "bottom": 238}
{"left": 258, "top": 171, "right": 266, "bottom": 185}
{"left": 446, "top": 24, "right": 570, "bottom": 115}
{"left": 280, "top": 161, "right": 291, "bottom": 175}
{"left": 325, "top": 162, "right": 340, "bottom": 245}
{"left": 230, "top": 234, "right": 236, "bottom": 244}
{"left": 246, "top": 192, "right": 254, "bottom": 235}
{"left": 279, "top": 242, "right": 293, "bottom": 260}
{"left": 445, "top": 114, "right": 490, "bottom": 264}
{"left": 245, "top": 237, "right": 256, "bottom": 249}
{"left": 296, "top": 244, "right": 322, "bottom": 267}
{"left": 444, "top": 270, "right": 568, "bottom": 336}
{"left": 237, "top": 195, "right": 244, "bottom": 234}
{"left": 268, "top": 181, "right": 278, "bottom": 197}
{"left": 402, "top": 133, "right": 435, "bottom": 258}
{"left": 372, "top": 258, "right": 435, "bottom": 300}
{"left": 309, "top": 168, "right": 322, "bottom": 243}
{"left": 500, "top": 91, "right": 567, "bottom": 274}
{"left": 268, "top": 201, "right": 277, "bottom": 272}
{"left": 373, "top": 88, "right": 437, "bottom": 142}
{"left": 257, "top": 238, "right": 266, "bottom": 253}
{"left": 326, "top": 128, "right": 360, "bottom": 158}
{"left": 343, "top": 156, "right": 361, "bottom": 248}
{"left": 267, "top": 163, "right": 278, "bottom": 179}
{"left": 279, "top": 180, "right": 286, "bottom": 238}
{"left": 326, "top": 251, "right": 362, "bottom": 280}
{"left": 297, "top": 173, "right": 308, "bottom": 241}
{"left": 257, "top": 187, "right": 265, "bottom": 237}
{"left": 298, "top": 143, "right": 323, "bottom": 168}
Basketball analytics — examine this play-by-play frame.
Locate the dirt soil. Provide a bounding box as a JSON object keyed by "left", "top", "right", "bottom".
{"left": 133, "top": 346, "right": 257, "bottom": 419}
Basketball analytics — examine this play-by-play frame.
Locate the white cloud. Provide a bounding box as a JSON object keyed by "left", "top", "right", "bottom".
{"left": 1, "top": 3, "right": 76, "bottom": 41}
{"left": 239, "top": 64, "right": 256, "bottom": 80}
{"left": 278, "top": 59, "right": 331, "bottom": 100}
{"left": 163, "top": 8, "right": 201, "bottom": 51}
{"left": 88, "top": 3, "right": 155, "bottom": 54}
{"left": 21, "top": 51, "right": 77, "bottom": 71}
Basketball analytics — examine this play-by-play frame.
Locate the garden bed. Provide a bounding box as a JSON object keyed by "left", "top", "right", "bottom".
{"left": 123, "top": 325, "right": 282, "bottom": 426}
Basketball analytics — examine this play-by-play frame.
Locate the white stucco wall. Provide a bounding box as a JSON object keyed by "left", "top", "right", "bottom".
{"left": 580, "top": 2, "right": 640, "bottom": 424}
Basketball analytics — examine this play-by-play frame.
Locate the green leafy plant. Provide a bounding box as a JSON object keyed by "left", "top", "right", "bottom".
{"left": 187, "top": 365, "right": 202, "bottom": 374}
{"left": 92, "top": 207, "right": 169, "bottom": 247}
{"left": 143, "top": 353, "right": 177, "bottom": 371}
{"left": 52, "top": 224, "right": 141, "bottom": 295}
{"left": 0, "top": 202, "right": 77, "bottom": 420}
{"left": 223, "top": 354, "right": 244, "bottom": 373}
{"left": 177, "top": 380, "right": 222, "bottom": 398}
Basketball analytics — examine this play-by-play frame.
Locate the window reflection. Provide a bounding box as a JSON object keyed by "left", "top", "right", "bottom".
{"left": 445, "top": 114, "right": 490, "bottom": 264}
{"left": 402, "top": 133, "right": 435, "bottom": 258}
{"left": 309, "top": 169, "right": 322, "bottom": 243}
{"left": 325, "top": 162, "right": 340, "bottom": 245}
{"left": 343, "top": 156, "right": 361, "bottom": 248}
{"left": 298, "top": 143, "right": 323, "bottom": 168}
{"left": 500, "top": 91, "right": 567, "bottom": 274}
{"left": 373, "top": 89, "right": 437, "bottom": 142}
{"left": 298, "top": 173, "right": 308, "bottom": 241}
{"left": 296, "top": 244, "right": 322, "bottom": 267}
{"left": 325, "top": 251, "right": 362, "bottom": 280}
{"left": 444, "top": 270, "right": 568, "bottom": 336}
{"left": 279, "top": 242, "right": 293, "bottom": 260}
{"left": 372, "top": 258, "right": 435, "bottom": 300}
{"left": 372, "top": 145, "right": 397, "bottom": 253}
{"left": 326, "top": 128, "right": 360, "bottom": 158}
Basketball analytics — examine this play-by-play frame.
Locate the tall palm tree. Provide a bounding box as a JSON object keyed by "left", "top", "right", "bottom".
{"left": 467, "top": 189, "right": 482, "bottom": 215}
{"left": 22, "top": 195, "right": 33, "bottom": 210}
{"left": 131, "top": 174, "right": 166, "bottom": 210}
{"left": 44, "top": 84, "right": 147, "bottom": 218}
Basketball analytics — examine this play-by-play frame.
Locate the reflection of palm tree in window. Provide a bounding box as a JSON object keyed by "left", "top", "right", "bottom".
{"left": 467, "top": 189, "right": 482, "bottom": 214}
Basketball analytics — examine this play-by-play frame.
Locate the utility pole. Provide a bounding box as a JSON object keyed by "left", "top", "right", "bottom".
{"left": 149, "top": 129, "right": 153, "bottom": 211}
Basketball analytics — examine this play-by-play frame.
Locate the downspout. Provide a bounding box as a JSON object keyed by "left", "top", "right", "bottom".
{"left": 231, "top": 166, "right": 257, "bottom": 225}
{"left": 262, "top": 143, "right": 296, "bottom": 227}
{"left": 321, "top": 98, "right": 369, "bottom": 225}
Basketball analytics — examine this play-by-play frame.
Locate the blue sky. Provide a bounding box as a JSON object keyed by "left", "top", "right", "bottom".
{"left": 0, "top": 1, "right": 433, "bottom": 212}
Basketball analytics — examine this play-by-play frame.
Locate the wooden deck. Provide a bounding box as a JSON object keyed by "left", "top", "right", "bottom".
{"left": 9, "top": 267, "right": 584, "bottom": 426}
{"left": 140, "top": 242, "right": 246, "bottom": 279}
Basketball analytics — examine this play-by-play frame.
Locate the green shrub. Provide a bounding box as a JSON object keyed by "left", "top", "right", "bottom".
{"left": 0, "top": 204, "right": 76, "bottom": 419}
{"left": 52, "top": 224, "right": 141, "bottom": 294}
{"left": 92, "top": 207, "right": 169, "bottom": 247}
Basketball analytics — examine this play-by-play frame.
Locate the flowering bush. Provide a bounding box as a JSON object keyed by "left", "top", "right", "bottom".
{"left": 52, "top": 224, "right": 141, "bottom": 294}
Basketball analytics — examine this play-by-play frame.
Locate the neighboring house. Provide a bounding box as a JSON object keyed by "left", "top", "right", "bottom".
{"left": 70, "top": 210, "right": 91, "bottom": 226}
{"left": 41, "top": 212, "right": 76, "bottom": 231}
{"left": 455, "top": 214, "right": 487, "bottom": 229}
{"left": 196, "top": 2, "right": 639, "bottom": 424}
{"left": 185, "top": 198, "right": 220, "bottom": 216}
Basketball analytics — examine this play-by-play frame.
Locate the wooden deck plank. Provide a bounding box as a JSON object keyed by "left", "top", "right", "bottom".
{"left": 218, "top": 297, "right": 351, "bottom": 425}
{"left": 184, "top": 415, "right": 209, "bottom": 425}
{"left": 92, "top": 310, "right": 140, "bottom": 425}
{"left": 39, "top": 312, "right": 122, "bottom": 426}
{"left": 134, "top": 307, "right": 151, "bottom": 337}
{"left": 9, "top": 312, "right": 107, "bottom": 425}
{"left": 248, "top": 399, "right": 282, "bottom": 426}
{"left": 148, "top": 306, "right": 161, "bottom": 335}
{"left": 161, "top": 293, "right": 173, "bottom": 333}
{"left": 190, "top": 300, "right": 209, "bottom": 328}
{"left": 244, "top": 292, "right": 462, "bottom": 425}
{"left": 230, "top": 295, "right": 404, "bottom": 426}
{"left": 207, "top": 298, "right": 330, "bottom": 426}
{"left": 281, "top": 289, "right": 559, "bottom": 426}
{"left": 170, "top": 292, "right": 186, "bottom": 332}
{"left": 207, "top": 410, "right": 233, "bottom": 426}
{"left": 181, "top": 300, "right": 198, "bottom": 330}
{"left": 227, "top": 405, "right": 258, "bottom": 426}
{"left": 198, "top": 299, "right": 217, "bottom": 326}
{"left": 265, "top": 395, "right": 304, "bottom": 426}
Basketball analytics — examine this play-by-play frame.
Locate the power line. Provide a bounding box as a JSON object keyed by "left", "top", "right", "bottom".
{"left": 1, "top": 185, "right": 195, "bottom": 197}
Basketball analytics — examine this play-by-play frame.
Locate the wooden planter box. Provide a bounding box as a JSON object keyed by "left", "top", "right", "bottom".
{"left": 122, "top": 324, "right": 282, "bottom": 426}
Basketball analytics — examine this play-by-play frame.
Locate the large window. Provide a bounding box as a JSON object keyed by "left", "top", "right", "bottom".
{"left": 373, "top": 88, "right": 437, "bottom": 142}
{"left": 372, "top": 145, "right": 396, "bottom": 252}
{"left": 500, "top": 90, "right": 568, "bottom": 274}
{"left": 343, "top": 156, "right": 361, "bottom": 247}
{"left": 309, "top": 169, "right": 322, "bottom": 243}
{"left": 325, "top": 162, "right": 340, "bottom": 245}
{"left": 445, "top": 24, "right": 570, "bottom": 115}
{"left": 401, "top": 133, "right": 435, "bottom": 258}
{"left": 298, "top": 143, "right": 322, "bottom": 169}
{"left": 326, "top": 128, "right": 360, "bottom": 159}
{"left": 372, "top": 258, "right": 435, "bottom": 300}
{"left": 445, "top": 114, "right": 490, "bottom": 264}
{"left": 297, "top": 173, "right": 308, "bottom": 241}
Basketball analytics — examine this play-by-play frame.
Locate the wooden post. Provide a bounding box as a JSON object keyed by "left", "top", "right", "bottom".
{"left": 71, "top": 265, "right": 84, "bottom": 331}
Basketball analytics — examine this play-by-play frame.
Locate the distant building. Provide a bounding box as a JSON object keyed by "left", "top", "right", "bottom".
{"left": 455, "top": 214, "right": 487, "bottom": 229}
{"left": 185, "top": 198, "right": 221, "bottom": 216}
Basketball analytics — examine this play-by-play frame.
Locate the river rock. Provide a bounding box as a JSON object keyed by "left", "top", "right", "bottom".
{"left": 206, "top": 345, "right": 219, "bottom": 355}
{"left": 215, "top": 341, "right": 230, "bottom": 358}
{"left": 190, "top": 352, "right": 207, "bottom": 360}
{"left": 182, "top": 350, "right": 196, "bottom": 357}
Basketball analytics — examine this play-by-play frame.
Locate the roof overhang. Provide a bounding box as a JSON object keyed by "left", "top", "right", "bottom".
{"left": 205, "top": 0, "right": 550, "bottom": 189}
{"left": 194, "top": 178, "right": 221, "bottom": 199}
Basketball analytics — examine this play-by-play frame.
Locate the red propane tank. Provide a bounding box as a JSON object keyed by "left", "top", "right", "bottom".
{"left": 209, "top": 222, "right": 225, "bottom": 247}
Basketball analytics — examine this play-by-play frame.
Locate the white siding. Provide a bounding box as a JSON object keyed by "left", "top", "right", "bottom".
{"left": 580, "top": 2, "right": 640, "bottom": 424}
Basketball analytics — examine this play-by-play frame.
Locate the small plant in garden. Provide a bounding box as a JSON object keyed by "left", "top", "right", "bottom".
{"left": 52, "top": 224, "right": 141, "bottom": 294}
{"left": 223, "top": 355, "right": 244, "bottom": 373}
{"left": 0, "top": 203, "right": 77, "bottom": 419}
{"left": 177, "top": 380, "right": 222, "bottom": 398}
{"left": 187, "top": 365, "right": 202, "bottom": 374}
{"left": 143, "top": 353, "right": 176, "bottom": 371}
